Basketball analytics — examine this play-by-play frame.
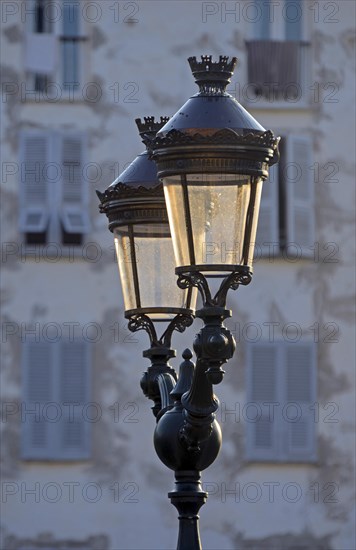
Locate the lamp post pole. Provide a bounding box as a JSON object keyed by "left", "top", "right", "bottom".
{"left": 98, "top": 55, "right": 279, "bottom": 550}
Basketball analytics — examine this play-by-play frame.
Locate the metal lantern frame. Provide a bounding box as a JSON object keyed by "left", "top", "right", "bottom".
{"left": 97, "top": 117, "right": 195, "bottom": 349}
{"left": 150, "top": 55, "right": 279, "bottom": 308}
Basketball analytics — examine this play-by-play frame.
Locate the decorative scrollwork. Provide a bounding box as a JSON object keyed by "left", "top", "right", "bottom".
{"left": 96, "top": 182, "right": 163, "bottom": 211}
{"left": 177, "top": 273, "right": 212, "bottom": 306}
{"left": 128, "top": 314, "right": 158, "bottom": 345}
{"left": 177, "top": 269, "right": 252, "bottom": 308}
{"left": 150, "top": 128, "right": 279, "bottom": 153}
{"left": 128, "top": 312, "right": 194, "bottom": 349}
{"left": 216, "top": 271, "right": 253, "bottom": 306}
{"left": 160, "top": 313, "right": 194, "bottom": 348}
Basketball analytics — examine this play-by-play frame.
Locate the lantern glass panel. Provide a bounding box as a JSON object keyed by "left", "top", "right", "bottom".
{"left": 114, "top": 223, "right": 195, "bottom": 319}
{"left": 164, "top": 174, "right": 262, "bottom": 272}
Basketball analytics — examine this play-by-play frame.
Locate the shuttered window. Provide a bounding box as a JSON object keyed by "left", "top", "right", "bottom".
{"left": 19, "top": 133, "right": 49, "bottom": 234}
{"left": 246, "top": 341, "right": 317, "bottom": 462}
{"left": 25, "top": 0, "right": 86, "bottom": 94}
{"left": 285, "top": 135, "right": 315, "bottom": 256}
{"left": 255, "top": 134, "right": 315, "bottom": 259}
{"left": 19, "top": 131, "right": 89, "bottom": 245}
{"left": 21, "top": 339, "right": 91, "bottom": 460}
{"left": 252, "top": 0, "right": 303, "bottom": 42}
{"left": 255, "top": 163, "right": 279, "bottom": 255}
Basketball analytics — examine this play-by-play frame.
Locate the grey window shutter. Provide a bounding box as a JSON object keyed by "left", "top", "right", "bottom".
{"left": 282, "top": 343, "right": 317, "bottom": 461}
{"left": 22, "top": 339, "right": 91, "bottom": 460}
{"left": 61, "top": 1, "right": 82, "bottom": 90}
{"left": 246, "top": 343, "right": 279, "bottom": 460}
{"left": 22, "top": 340, "right": 56, "bottom": 459}
{"left": 252, "top": 1, "right": 271, "bottom": 40}
{"left": 60, "top": 134, "right": 90, "bottom": 234}
{"left": 19, "top": 132, "right": 49, "bottom": 233}
{"left": 63, "top": 0, "right": 80, "bottom": 36}
{"left": 285, "top": 0, "right": 303, "bottom": 41}
{"left": 57, "top": 340, "right": 91, "bottom": 459}
{"left": 246, "top": 341, "right": 317, "bottom": 463}
{"left": 255, "top": 163, "right": 279, "bottom": 257}
{"left": 285, "top": 135, "right": 315, "bottom": 257}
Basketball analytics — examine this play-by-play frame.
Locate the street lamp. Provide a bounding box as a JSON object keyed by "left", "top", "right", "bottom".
{"left": 97, "top": 116, "right": 195, "bottom": 418}
{"left": 98, "top": 55, "right": 279, "bottom": 550}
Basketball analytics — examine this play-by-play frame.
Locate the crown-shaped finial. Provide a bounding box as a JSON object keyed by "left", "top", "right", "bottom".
{"left": 135, "top": 116, "right": 170, "bottom": 138}
{"left": 188, "top": 55, "right": 237, "bottom": 94}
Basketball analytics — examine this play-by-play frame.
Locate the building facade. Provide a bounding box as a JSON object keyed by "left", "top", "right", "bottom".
{"left": 1, "top": 1, "right": 355, "bottom": 549}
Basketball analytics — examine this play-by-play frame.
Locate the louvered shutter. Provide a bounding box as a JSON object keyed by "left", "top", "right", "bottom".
{"left": 246, "top": 343, "right": 279, "bottom": 460}
{"left": 285, "top": 0, "right": 303, "bottom": 41}
{"left": 19, "top": 132, "right": 49, "bottom": 233}
{"left": 58, "top": 340, "right": 91, "bottom": 459}
{"left": 285, "top": 135, "right": 315, "bottom": 257}
{"left": 22, "top": 339, "right": 91, "bottom": 460}
{"left": 255, "top": 163, "right": 279, "bottom": 257}
{"left": 282, "top": 343, "right": 317, "bottom": 461}
{"left": 22, "top": 340, "right": 55, "bottom": 459}
{"left": 60, "top": 135, "right": 90, "bottom": 234}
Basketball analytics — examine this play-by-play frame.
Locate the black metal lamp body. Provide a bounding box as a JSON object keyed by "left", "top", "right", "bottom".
{"left": 98, "top": 57, "right": 280, "bottom": 550}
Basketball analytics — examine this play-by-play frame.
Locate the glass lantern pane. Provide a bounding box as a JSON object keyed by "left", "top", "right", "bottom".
{"left": 114, "top": 224, "right": 195, "bottom": 319}
{"left": 246, "top": 177, "right": 263, "bottom": 266}
{"left": 188, "top": 174, "right": 251, "bottom": 266}
{"left": 164, "top": 174, "right": 253, "bottom": 272}
{"left": 163, "top": 180, "right": 190, "bottom": 267}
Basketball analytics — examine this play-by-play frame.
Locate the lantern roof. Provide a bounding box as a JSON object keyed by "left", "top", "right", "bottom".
{"left": 97, "top": 116, "right": 169, "bottom": 231}
{"left": 157, "top": 55, "right": 265, "bottom": 136}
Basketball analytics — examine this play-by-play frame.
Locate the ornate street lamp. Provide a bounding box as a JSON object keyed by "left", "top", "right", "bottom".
{"left": 98, "top": 56, "right": 279, "bottom": 550}
{"left": 97, "top": 116, "right": 195, "bottom": 417}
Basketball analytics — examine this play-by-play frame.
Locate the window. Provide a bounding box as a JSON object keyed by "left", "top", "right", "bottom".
{"left": 252, "top": 0, "right": 303, "bottom": 41}
{"left": 246, "top": 341, "right": 317, "bottom": 462}
{"left": 19, "top": 130, "right": 90, "bottom": 246}
{"left": 246, "top": 0, "right": 310, "bottom": 103}
{"left": 21, "top": 338, "right": 91, "bottom": 460}
{"left": 255, "top": 134, "right": 315, "bottom": 259}
{"left": 25, "top": 0, "right": 87, "bottom": 95}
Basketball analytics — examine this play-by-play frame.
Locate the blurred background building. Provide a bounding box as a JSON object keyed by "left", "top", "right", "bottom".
{"left": 1, "top": 1, "right": 355, "bottom": 549}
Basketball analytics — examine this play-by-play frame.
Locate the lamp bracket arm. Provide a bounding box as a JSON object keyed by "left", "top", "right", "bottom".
{"left": 141, "top": 347, "right": 177, "bottom": 419}
{"left": 156, "top": 373, "right": 177, "bottom": 419}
